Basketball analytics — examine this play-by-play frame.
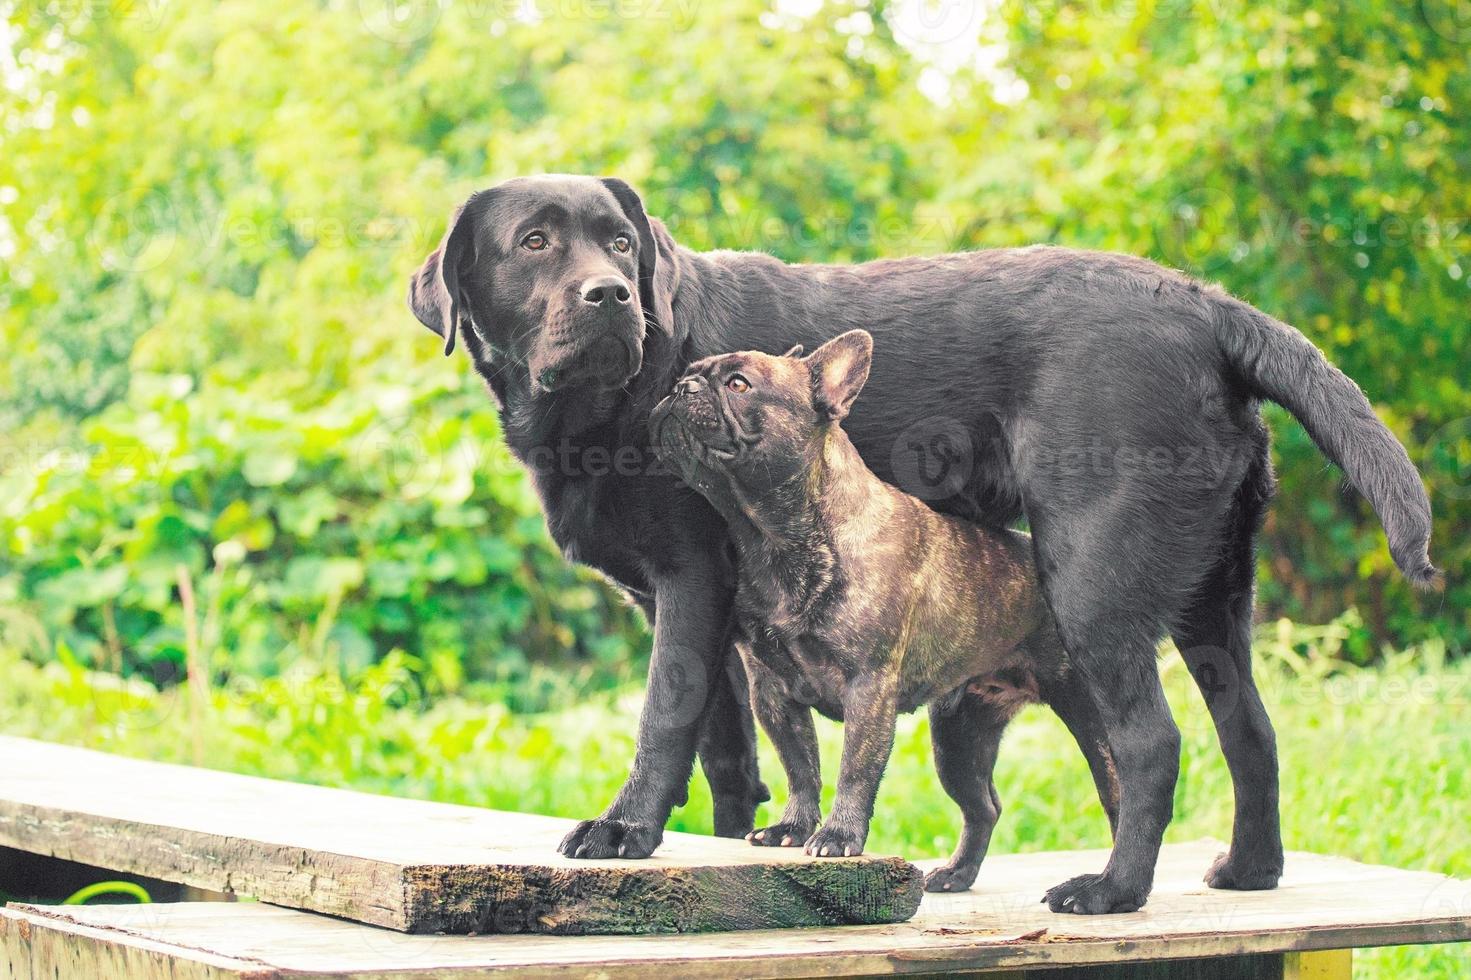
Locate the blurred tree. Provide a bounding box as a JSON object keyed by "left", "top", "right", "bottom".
{"left": 0, "top": 0, "right": 955, "bottom": 693}
{"left": 936, "top": 0, "right": 1468, "bottom": 652}
{"left": 0, "top": 0, "right": 1463, "bottom": 694}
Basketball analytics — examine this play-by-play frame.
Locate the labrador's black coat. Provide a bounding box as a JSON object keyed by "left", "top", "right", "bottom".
{"left": 409, "top": 175, "right": 1435, "bottom": 913}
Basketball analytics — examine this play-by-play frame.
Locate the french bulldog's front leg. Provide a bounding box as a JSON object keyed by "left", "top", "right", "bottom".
{"left": 807, "top": 671, "right": 899, "bottom": 858}
{"left": 744, "top": 656, "right": 822, "bottom": 846}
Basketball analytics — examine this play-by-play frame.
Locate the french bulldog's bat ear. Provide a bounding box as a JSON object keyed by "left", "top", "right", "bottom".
{"left": 805, "top": 330, "right": 873, "bottom": 422}
{"left": 782, "top": 344, "right": 804, "bottom": 358}
{"left": 408, "top": 192, "right": 484, "bottom": 357}
{"left": 600, "top": 177, "right": 678, "bottom": 339}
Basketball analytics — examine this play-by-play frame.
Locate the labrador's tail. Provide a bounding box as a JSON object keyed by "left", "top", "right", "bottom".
{"left": 1213, "top": 296, "right": 1438, "bottom": 586}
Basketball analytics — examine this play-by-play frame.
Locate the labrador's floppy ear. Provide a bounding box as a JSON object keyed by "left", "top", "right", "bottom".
{"left": 600, "top": 177, "right": 677, "bottom": 339}
{"left": 408, "top": 193, "right": 483, "bottom": 356}
{"left": 805, "top": 330, "right": 873, "bottom": 422}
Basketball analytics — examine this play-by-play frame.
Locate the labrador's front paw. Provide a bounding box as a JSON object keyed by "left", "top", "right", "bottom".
{"left": 558, "top": 818, "right": 662, "bottom": 859}
{"left": 1042, "top": 871, "right": 1148, "bottom": 914}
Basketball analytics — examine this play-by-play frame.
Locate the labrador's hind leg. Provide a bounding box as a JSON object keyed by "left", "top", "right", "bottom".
{"left": 1172, "top": 447, "right": 1283, "bottom": 890}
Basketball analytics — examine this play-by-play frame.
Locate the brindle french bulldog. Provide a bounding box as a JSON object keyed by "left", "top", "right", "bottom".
{"left": 650, "top": 330, "right": 1082, "bottom": 892}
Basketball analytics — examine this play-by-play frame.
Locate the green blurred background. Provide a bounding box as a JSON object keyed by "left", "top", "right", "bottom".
{"left": 0, "top": 1, "right": 1467, "bottom": 975}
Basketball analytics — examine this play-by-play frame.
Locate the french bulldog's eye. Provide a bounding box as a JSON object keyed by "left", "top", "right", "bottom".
{"left": 521, "top": 232, "right": 548, "bottom": 251}
{"left": 726, "top": 375, "right": 750, "bottom": 394}
{"left": 612, "top": 234, "right": 631, "bottom": 253}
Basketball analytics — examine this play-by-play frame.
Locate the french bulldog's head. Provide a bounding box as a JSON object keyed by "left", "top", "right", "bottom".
{"left": 651, "top": 330, "right": 873, "bottom": 497}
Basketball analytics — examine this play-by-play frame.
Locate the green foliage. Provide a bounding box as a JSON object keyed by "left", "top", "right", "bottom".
{"left": 0, "top": 0, "right": 1465, "bottom": 692}
{"left": 0, "top": 357, "right": 645, "bottom": 708}
{"left": 952, "top": 0, "right": 1471, "bottom": 647}
{"left": 2, "top": 641, "right": 1465, "bottom": 978}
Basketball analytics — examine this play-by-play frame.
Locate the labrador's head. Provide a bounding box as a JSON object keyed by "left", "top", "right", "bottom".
{"left": 408, "top": 175, "right": 676, "bottom": 398}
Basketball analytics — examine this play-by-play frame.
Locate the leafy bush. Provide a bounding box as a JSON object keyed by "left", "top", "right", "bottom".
{"left": 0, "top": 359, "right": 645, "bottom": 709}
{"left": 965, "top": 0, "right": 1471, "bottom": 649}
{"left": 0, "top": 0, "right": 1465, "bottom": 694}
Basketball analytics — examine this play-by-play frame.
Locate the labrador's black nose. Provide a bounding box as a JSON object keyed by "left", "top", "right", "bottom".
{"left": 580, "top": 275, "right": 632, "bottom": 307}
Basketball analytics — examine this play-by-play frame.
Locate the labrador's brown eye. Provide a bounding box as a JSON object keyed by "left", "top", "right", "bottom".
{"left": 521, "top": 232, "right": 548, "bottom": 251}
{"left": 726, "top": 375, "right": 750, "bottom": 394}
{"left": 612, "top": 234, "right": 631, "bottom": 253}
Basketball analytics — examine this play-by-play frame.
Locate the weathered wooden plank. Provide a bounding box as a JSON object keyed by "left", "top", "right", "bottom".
{"left": 1, "top": 908, "right": 255, "bottom": 980}
{"left": 0, "top": 736, "right": 921, "bottom": 934}
{"left": 3, "top": 843, "right": 1467, "bottom": 978}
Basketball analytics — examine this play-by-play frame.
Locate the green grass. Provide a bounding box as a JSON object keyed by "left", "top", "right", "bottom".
{"left": 1, "top": 643, "right": 1466, "bottom": 977}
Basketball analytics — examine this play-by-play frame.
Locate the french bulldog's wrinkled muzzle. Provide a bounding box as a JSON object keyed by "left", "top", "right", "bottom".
{"left": 651, "top": 373, "right": 747, "bottom": 477}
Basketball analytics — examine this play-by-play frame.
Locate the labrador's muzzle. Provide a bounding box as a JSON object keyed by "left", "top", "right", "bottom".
{"left": 529, "top": 280, "right": 645, "bottom": 396}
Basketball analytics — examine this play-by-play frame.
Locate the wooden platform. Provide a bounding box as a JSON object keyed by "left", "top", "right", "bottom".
{"left": 5, "top": 841, "right": 1470, "bottom": 978}
{"left": 0, "top": 737, "right": 921, "bottom": 934}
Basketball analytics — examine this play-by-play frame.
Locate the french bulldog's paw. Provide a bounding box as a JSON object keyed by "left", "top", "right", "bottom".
{"left": 1204, "top": 850, "right": 1282, "bottom": 891}
{"left": 924, "top": 862, "right": 981, "bottom": 893}
{"left": 558, "top": 818, "right": 662, "bottom": 859}
{"left": 746, "top": 819, "right": 818, "bottom": 847}
{"left": 804, "top": 822, "right": 867, "bottom": 858}
{"left": 1042, "top": 872, "right": 1147, "bottom": 914}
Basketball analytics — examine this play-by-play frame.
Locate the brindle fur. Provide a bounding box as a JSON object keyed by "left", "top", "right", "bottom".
{"left": 652, "top": 332, "right": 1094, "bottom": 890}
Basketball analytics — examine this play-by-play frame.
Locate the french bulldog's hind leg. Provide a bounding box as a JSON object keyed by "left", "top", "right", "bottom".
{"left": 924, "top": 690, "right": 1016, "bottom": 892}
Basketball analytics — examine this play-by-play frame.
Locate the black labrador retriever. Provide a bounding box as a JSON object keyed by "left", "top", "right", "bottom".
{"left": 408, "top": 174, "right": 1435, "bottom": 914}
